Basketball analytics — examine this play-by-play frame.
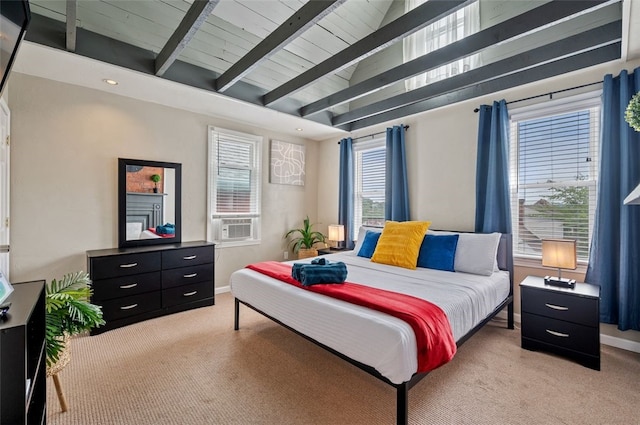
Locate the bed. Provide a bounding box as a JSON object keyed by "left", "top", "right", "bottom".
{"left": 231, "top": 231, "right": 514, "bottom": 425}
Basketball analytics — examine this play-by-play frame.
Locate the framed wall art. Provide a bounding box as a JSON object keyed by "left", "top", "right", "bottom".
{"left": 270, "top": 140, "right": 305, "bottom": 186}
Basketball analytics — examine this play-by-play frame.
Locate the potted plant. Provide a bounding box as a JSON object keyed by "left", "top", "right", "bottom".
{"left": 284, "top": 216, "right": 326, "bottom": 259}
{"left": 45, "top": 271, "right": 105, "bottom": 368}
{"left": 150, "top": 173, "right": 161, "bottom": 193}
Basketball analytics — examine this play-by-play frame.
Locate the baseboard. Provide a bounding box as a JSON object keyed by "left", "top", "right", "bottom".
{"left": 215, "top": 285, "right": 231, "bottom": 295}
{"left": 493, "top": 310, "right": 640, "bottom": 354}
{"left": 600, "top": 334, "right": 640, "bottom": 353}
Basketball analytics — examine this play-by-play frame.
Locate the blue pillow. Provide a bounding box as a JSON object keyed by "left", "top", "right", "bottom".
{"left": 357, "top": 231, "right": 381, "bottom": 258}
{"left": 417, "top": 234, "right": 459, "bottom": 271}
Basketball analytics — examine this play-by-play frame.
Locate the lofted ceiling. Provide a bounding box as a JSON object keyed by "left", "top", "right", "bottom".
{"left": 18, "top": 0, "right": 638, "bottom": 136}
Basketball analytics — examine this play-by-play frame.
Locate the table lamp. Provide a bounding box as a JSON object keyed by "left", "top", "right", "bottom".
{"left": 328, "top": 224, "right": 345, "bottom": 250}
{"left": 542, "top": 239, "right": 577, "bottom": 288}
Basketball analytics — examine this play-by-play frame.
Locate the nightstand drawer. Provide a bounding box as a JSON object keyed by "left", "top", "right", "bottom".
{"left": 162, "top": 281, "right": 213, "bottom": 308}
{"left": 521, "top": 312, "right": 599, "bottom": 356}
{"left": 161, "top": 263, "right": 214, "bottom": 289}
{"left": 162, "top": 245, "right": 214, "bottom": 269}
{"left": 91, "top": 252, "right": 161, "bottom": 279}
{"left": 100, "top": 292, "right": 161, "bottom": 321}
{"left": 93, "top": 272, "right": 161, "bottom": 301}
{"left": 521, "top": 286, "right": 598, "bottom": 327}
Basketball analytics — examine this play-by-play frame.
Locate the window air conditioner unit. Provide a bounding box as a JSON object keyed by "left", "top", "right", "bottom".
{"left": 221, "top": 218, "right": 252, "bottom": 240}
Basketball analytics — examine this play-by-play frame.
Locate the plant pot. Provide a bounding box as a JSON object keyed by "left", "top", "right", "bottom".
{"left": 297, "top": 248, "right": 318, "bottom": 259}
{"left": 153, "top": 188, "right": 158, "bottom": 193}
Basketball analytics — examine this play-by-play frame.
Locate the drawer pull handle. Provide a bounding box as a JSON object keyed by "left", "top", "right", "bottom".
{"left": 183, "top": 291, "right": 198, "bottom": 297}
{"left": 183, "top": 273, "right": 198, "bottom": 278}
{"left": 546, "top": 329, "right": 569, "bottom": 338}
{"left": 120, "top": 304, "right": 138, "bottom": 310}
{"left": 183, "top": 255, "right": 197, "bottom": 260}
{"left": 545, "top": 303, "right": 568, "bottom": 311}
{"left": 119, "top": 262, "right": 138, "bottom": 268}
{"left": 119, "top": 283, "right": 138, "bottom": 289}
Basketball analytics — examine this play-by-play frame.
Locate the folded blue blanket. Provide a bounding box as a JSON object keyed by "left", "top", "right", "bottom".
{"left": 297, "top": 261, "right": 348, "bottom": 286}
{"left": 292, "top": 257, "right": 329, "bottom": 281}
{"left": 156, "top": 223, "right": 175, "bottom": 235}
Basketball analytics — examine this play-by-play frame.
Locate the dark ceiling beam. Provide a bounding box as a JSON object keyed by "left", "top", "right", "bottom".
{"left": 155, "top": 0, "right": 220, "bottom": 77}
{"left": 263, "top": 0, "right": 473, "bottom": 106}
{"left": 344, "top": 42, "right": 621, "bottom": 131}
{"left": 65, "top": 0, "right": 76, "bottom": 52}
{"left": 215, "top": 0, "right": 347, "bottom": 92}
{"left": 333, "top": 21, "right": 621, "bottom": 127}
{"left": 302, "top": 0, "right": 612, "bottom": 117}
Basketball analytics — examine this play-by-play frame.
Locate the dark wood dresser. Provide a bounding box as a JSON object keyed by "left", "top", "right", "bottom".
{"left": 87, "top": 241, "right": 215, "bottom": 334}
{"left": 520, "top": 275, "right": 600, "bottom": 370}
{"left": 0, "top": 281, "right": 46, "bottom": 425}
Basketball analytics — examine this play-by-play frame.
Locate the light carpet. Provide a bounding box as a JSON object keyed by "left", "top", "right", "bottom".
{"left": 46, "top": 292, "right": 640, "bottom": 424}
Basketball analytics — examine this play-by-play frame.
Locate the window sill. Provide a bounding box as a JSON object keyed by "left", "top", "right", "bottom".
{"left": 514, "top": 256, "right": 588, "bottom": 274}
{"left": 214, "top": 239, "right": 261, "bottom": 249}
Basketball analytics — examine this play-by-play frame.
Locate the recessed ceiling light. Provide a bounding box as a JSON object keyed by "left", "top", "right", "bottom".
{"left": 103, "top": 79, "right": 118, "bottom": 86}
{"left": 295, "top": 128, "right": 303, "bottom": 131}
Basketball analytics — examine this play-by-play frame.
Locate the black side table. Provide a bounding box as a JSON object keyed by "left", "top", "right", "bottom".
{"left": 520, "top": 275, "right": 601, "bottom": 370}
{"left": 317, "top": 247, "right": 347, "bottom": 255}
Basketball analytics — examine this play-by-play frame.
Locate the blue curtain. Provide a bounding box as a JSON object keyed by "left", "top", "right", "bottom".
{"left": 475, "top": 100, "right": 512, "bottom": 234}
{"left": 385, "top": 125, "right": 410, "bottom": 221}
{"left": 338, "top": 137, "right": 355, "bottom": 250}
{"left": 585, "top": 67, "right": 640, "bottom": 331}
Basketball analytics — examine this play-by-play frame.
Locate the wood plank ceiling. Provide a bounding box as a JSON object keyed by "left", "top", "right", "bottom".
{"left": 24, "top": 0, "right": 624, "bottom": 132}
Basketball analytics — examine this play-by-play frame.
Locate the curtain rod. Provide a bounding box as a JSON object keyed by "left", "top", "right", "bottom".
{"left": 473, "top": 81, "right": 602, "bottom": 113}
{"left": 338, "top": 125, "right": 410, "bottom": 144}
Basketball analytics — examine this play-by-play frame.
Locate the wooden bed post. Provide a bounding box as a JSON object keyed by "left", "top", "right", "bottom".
{"left": 234, "top": 298, "right": 240, "bottom": 331}
{"left": 396, "top": 383, "right": 408, "bottom": 425}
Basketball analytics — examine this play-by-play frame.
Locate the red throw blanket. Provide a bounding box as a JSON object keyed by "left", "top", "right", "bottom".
{"left": 246, "top": 261, "right": 456, "bottom": 373}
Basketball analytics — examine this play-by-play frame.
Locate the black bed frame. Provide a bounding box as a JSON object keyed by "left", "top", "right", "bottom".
{"left": 234, "top": 234, "right": 514, "bottom": 425}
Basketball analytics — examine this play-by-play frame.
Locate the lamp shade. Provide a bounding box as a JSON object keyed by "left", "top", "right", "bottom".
{"left": 328, "top": 224, "right": 345, "bottom": 242}
{"left": 542, "top": 239, "right": 577, "bottom": 270}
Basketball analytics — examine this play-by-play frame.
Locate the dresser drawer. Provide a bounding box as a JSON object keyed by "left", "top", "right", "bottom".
{"left": 93, "top": 272, "right": 161, "bottom": 301}
{"left": 162, "top": 263, "right": 214, "bottom": 289}
{"left": 521, "top": 286, "right": 598, "bottom": 327}
{"left": 90, "top": 252, "right": 161, "bottom": 279}
{"left": 100, "top": 292, "right": 161, "bottom": 321}
{"left": 521, "top": 312, "right": 599, "bottom": 356}
{"left": 162, "top": 245, "right": 214, "bottom": 269}
{"left": 162, "top": 281, "right": 214, "bottom": 308}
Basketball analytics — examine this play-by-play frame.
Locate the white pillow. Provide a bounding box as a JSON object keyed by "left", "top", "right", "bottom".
{"left": 428, "top": 230, "right": 501, "bottom": 276}
{"left": 353, "top": 226, "right": 383, "bottom": 255}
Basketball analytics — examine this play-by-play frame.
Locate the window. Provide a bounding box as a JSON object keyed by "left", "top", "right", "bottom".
{"left": 509, "top": 92, "right": 601, "bottom": 262}
{"left": 353, "top": 138, "right": 386, "bottom": 240}
{"left": 208, "top": 126, "right": 262, "bottom": 247}
{"left": 403, "top": 0, "right": 479, "bottom": 91}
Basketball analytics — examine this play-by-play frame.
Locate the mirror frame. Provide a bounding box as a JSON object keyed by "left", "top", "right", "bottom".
{"left": 118, "top": 158, "right": 182, "bottom": 248}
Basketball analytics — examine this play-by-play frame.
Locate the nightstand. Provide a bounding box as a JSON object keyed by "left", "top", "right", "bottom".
{"left": 317, "top": 247, "right": 346, "bottom": 255}
{"left": 520, "top": 275, "right": 600, "bottom": 370}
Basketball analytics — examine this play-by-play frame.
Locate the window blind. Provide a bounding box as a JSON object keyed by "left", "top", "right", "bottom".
{"left": 353, "top": 138, "right": 385, "bottom": 239}
{"left": 509, "top": 94, "right": 601, "bottom": 261}
{"left": 208, "top": 127, "right": 262, "bottom": 245}
{"left": 211, "top": 129, "right": 260, "bottom": 217}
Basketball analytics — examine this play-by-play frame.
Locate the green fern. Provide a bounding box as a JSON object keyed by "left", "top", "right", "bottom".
{"left": 45, "top": 271, "right": 105, "bottom": 367}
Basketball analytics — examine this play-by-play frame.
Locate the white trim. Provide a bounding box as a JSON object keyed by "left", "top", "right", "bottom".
{"left": 508, "top": 90, "right": 602, "bottom": 121}
{"left": 601, "top": 334, "right": 640, "bottom": 354}
{"left": 215, "top": 285, "right": 231, "bottom": 295}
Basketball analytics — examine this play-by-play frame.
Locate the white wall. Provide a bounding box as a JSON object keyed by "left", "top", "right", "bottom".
{"left": 8, "top": 73, "right": 318, "bottom": 288}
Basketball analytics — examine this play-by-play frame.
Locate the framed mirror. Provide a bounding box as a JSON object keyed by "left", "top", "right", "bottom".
{"left": 118, "top": 158, "right": 182, "bottom": 248}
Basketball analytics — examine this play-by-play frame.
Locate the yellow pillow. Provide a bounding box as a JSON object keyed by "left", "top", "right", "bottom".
{"left": 371, "top": 221, "right": 431, "bottom": 269}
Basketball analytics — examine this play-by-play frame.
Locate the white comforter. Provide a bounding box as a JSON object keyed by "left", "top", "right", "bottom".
{"left": 230, "top": 251, "right": 510, "bottom": 384}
